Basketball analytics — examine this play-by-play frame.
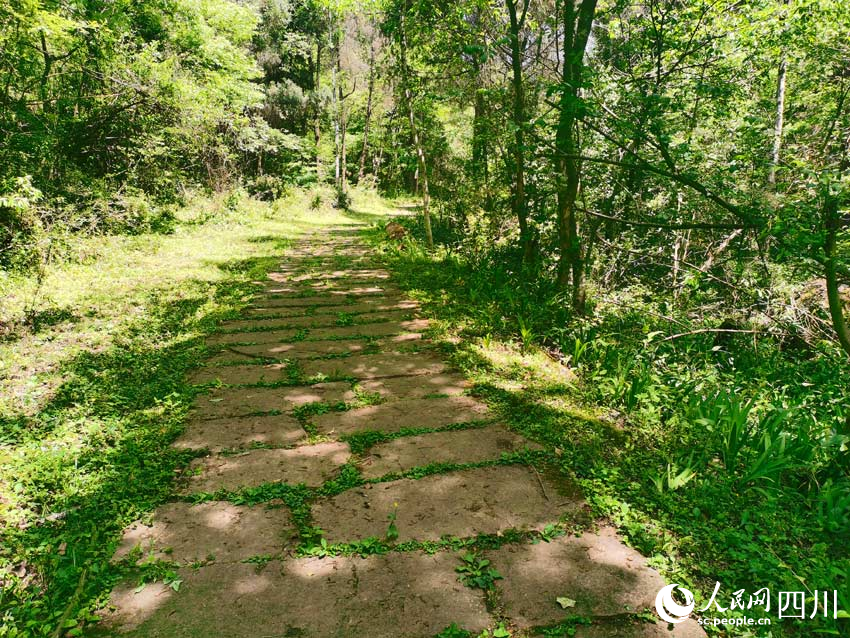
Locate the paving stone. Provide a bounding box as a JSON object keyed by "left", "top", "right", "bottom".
{"left": 306, "top": 318, "right": 430, "bottom": 339}
{"left": 259, "top": 283, "right": 398, "bottom": 299}
{"left": 206, "top": 334, "right": 431, "bottom": 365}
{"left": 264, "top": 284, "right": 399, "bottom": 296}
{"left": 205, "top": 328, "right": 299, "bottom": 345}
{"left": 192, "top": 382, "right": 355, "bottom": 419}
{"left": 574, "top": 620, "right": 707, "bottom": 638}
{"left": 355, "top": 372, "right": 471, "bottom": 399}
{"left": 217, "top": 309, "right": 411, "bottom": 332}
{"left": 244, "top": 299, "right": 418, "bottom": 316}
{"left": 172, "top": 414, "right": 306, "bottom": 451}
{"left": 189, "top": 362, "right": 293, "bottom": 385}
{"left": 361, "top": 425, "right": 540, "bottom": 478}
{"left": 325, "top": 284, "right": 398, "bottom": 295}
{"left": 486, "top": 527, "right": 669, "bottom": 625}
{"left": 191, "top": 375, "right": 469, "bottom": 420}
{"left": 101, "top": 552, "right": 491, "bottom": 637}
{"left": 312, "top": 465, "right": 581, "bottom": 543}
{"left": 285, "top": 268, "right": 391, "bottom": 281}
{"left": 268, "top": 269, "right": 391, "bottom": 283}
{"left": 181, "top": 442, "right": 351, "bottom": 492}
{"left": 301, "top": 351, "right": 446, "bottom": 380}
{"left": 113, "top": 501, "right": 294, "bottom": 565}
{"left": 204, "top": 338, "right": 380, "bottom": 364}
{"left": 312, "top": 395, "right": 490, "bottom": 435}
{"left": 246, "top": 295, "right": 353, "bottom": 308}
{"left": 264, "top": 277, "right": 393, "bottom": 291}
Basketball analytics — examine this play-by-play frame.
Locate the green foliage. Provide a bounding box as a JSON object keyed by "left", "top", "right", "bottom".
{"left": 435, "top": 624, "right": 472, "bottom": 638}
{"left": 0, "top": 0, "right": 300, "bottom": 272}
{"left": 385, "top": 505, "right": 399, "bottom": 543}
{"left": 455, "top": 552, "right": 502, "bottom": 590}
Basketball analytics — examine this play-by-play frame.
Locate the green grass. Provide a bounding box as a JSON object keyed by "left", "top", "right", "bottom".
{"left": 0, "top": 187, "right": 363, "bottom": 636}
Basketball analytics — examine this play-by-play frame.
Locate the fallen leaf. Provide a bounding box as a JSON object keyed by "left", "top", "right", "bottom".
{"left": 556, "top": 596, "right": 576, "bottom": 609}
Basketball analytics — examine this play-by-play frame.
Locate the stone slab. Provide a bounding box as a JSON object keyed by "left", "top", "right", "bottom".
{"left": 264, "top": 285, "right": 399, "bottom": 297}
{"left": 101, "top": 552, "right": 491, "bottom": 637}
{"left": 575, "top": 620, "right": 707, "bottom": 638}
{"left": 263, "top": 279, "right": 395, "bottom": 294}
{"left": 181, "top": 442, "right": 351, "bottom": 493}
{"left": 285, "top": 268, "right": 391, "bottom": 281}
{"left": 206, "top": 334, "right": 428, "bottom": 365}
{"left": 301, "top": 351, "right": 446, "bottom": 380}
{"left": 312, "top": 395, "right": 490, "bottom": 436}
{"left": 312, "top": 465, "right": 581, "bottom": 543}
{"left": 172, "top": 414, "right": 307, "bottom": 452}
{"left": 203, "top": 339, "right": 377, "bottom": 364}
{"left": 113, "top": 501, "right": 293, "bottom": 565}
{"left": 247, "top": 295, "right": 353, "bottom": 308}
{"left": 487, "top": 527, "right": 669, "bottom": 624}
{"left": 205, "top": 328, "right": 299, "bottom": 345}
{"left": 244, "top": 299, "right": 418, "bottom": 316}
{"left": 189, "top": 362, "right": 293, "bottom": 385}
{"left": 205, "top": 335, "right": 427, "bottom": 365}
{"left": 355, "top": 373, "right": 471, "bottom": 400}
{"left": 306, "top": 319, "right": 430, "bottom": 340}
{"left": 361, "top": 425, "right": 539, "bottom": 478}
{"left": 218, "top": 310, "right": 411, "bottom": 333}
{"left": 192, "top": 382, "right": 355, "bottom": 419}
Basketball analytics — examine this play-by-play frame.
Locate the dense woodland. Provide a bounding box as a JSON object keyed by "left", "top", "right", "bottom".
{"left": 1, "top": 0, "right": 849, "bottom": 635}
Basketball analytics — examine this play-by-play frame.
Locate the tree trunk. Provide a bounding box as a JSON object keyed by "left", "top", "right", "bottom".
{"left": 698, "top": 228, "right": 743, "bottom": 273}
{"left": 340, "top": 106, "right": 348, "bottom": 193}
{"left": 505, "top": 0, "right": 532, "bottom": 262}
{"left": 768, "top": 57, "right": 787, "bottom": 186}
{"left": 471, "top": 65, "right": 489, "bottom": 183}
{"left": 315, "top": 38, "right": 322, "bottom": 181}
{"left": 358, "top": 43, "right": 376, "bottom": 181}
{"left": 824, "top": 197, "right": 850, "bottom": 358}
{"left": 39, "top": 31, "right": 53, "bottom": 113}
{"left": 554, "top": 0, "right": 598, "bottom": 313}
{"left": 332, "top": 36, "right": 341, "bottom": 190}
{"left": 338, "top": 38, "right": 348, "bottom": 195}
{"left": 398, "top": 9, "right": 433, "bottom": 248}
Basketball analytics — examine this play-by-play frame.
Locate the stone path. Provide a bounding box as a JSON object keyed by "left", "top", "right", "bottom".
{"left": 100, "top": 226, "right": 706, "bottom": 637}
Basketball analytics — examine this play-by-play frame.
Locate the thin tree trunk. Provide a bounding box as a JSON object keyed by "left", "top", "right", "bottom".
{"left": 554, "top": 0, "right": 598, "bottom": 312}
{"left": 338, "top": 37, "right": 348, "bottom": 195}
{"left": 358, "top": 43, "right": 376, "bottom": 181}
{"left": 824, "top": 197, "right": 850, "bottom": 358}
{"left": 505, "top": 0, "right": 532, "bottom": 262}
{"left": 340, "top": 108, "right": 348, "bottom": 192}
{"left": 672, "top": 192, "right": 691, "bottom": 299}
{"left": 39, "top": 31, "right": 52, "bottom": 112}
{"left": 315, "top": 38, "right": 322, "bottom": 181}
{"left": 333, "top": 40, "right": 341, "bottom": 191}
{"left": 471, "top": 65, "right": 489, "bottom": 183}
{"left": 398, "top": 9, "right": 433, "bottom": 247}
{"left": 768, "top": 57, "right": 787, "bottom": 186}
{"left": 698, "top": 228, "right": 743, "bottom": 273}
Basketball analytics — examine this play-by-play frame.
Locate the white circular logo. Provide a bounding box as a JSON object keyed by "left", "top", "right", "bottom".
{"left": 655, "top": 584, "right": 695, "bottom": 623}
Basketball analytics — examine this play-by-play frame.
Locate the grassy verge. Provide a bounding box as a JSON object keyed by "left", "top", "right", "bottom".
{"left": 0, "top": 187, "right": 355, "bottom": 635}
{"left": 366, "top": 215, "right": 850, "bottom": 637}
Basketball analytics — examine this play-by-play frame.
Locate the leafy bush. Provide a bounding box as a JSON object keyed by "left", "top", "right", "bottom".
{"left": 246, "top": 175, "right": 288, "bottom": 201}
{"left": 0, "top": 176, "right": 44, "bottom": 269}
